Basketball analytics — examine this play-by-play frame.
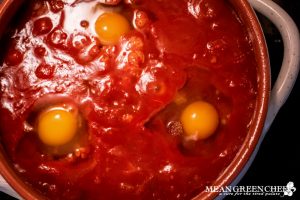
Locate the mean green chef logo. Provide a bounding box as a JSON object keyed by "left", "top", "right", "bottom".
{"left": 206, "top": 181, "right": 297, "bottom": 197}
{"left": 283, "top": 182, "right": 296, "bottom": 197}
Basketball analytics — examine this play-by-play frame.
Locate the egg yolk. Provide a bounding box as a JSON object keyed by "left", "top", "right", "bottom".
{"left": 180, "top": 101, "right": 219, "bottom": 140}
{"left": 37, "top": 108, "right": 77, "bottom": 146}
{"left": 95, "top": 12, "right": 130, "bottom": 45}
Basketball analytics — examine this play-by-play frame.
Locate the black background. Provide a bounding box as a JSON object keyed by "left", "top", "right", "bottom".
{"left": 0, "top": 0, "right": 299, "bottom": 199}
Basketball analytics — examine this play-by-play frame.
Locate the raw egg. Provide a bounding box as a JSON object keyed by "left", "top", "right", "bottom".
{"left": 181, "top": 101, "right": 219, "bottom": 140}
{"left": 95, "top": 12, "right": 130, "bottom": 45}
{"left": 37, "top": 107, "right": 77, "bottom": 146}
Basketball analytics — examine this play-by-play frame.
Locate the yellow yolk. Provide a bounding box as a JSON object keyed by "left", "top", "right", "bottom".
{"left": 95, "top": 12, "right": 130, "bottom": 45}
{"left": 181, "top": 101, "right": 219, "bottom": 140}
{"left": 37, "top": 108, "right": 77, "bottom": 146}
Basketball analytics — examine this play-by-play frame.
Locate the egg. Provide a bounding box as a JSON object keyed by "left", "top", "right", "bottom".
{"left": 180, "top": 101, "right": 219, "bottom": 140}
{"left": 37, "top": 107, "right": 77, "bottom": 146}
{"left": 95, "top": 12, "right": 130, "bottom": 45}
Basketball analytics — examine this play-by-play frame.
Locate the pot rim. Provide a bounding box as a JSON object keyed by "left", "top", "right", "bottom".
{"left": 195, "top": 0, "right": 270, "bottom": 199}
{"left": 0, "top": 0, "right": 270, "bottom": 199}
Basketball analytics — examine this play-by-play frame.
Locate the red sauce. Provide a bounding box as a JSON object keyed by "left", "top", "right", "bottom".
{"left": 0, "top": 0, "right": 257, "bottom": 199}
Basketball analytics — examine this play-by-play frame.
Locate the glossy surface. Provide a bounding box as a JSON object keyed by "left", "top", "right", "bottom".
{"left": 0, "top": 0, "right": 258, "bottom": 199}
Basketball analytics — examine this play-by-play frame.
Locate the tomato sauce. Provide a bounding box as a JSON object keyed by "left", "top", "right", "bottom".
{"left": 0, "top": 0, "right": 257, "bottom": 199}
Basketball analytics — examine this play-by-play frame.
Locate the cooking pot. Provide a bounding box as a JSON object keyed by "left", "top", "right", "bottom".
{"left": 0, "top": 0, "right": 299, "bottom": 199}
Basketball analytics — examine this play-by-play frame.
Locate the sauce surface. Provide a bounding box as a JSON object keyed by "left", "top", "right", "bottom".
{"left": 0, "top": 0, "right": 257, "bottom": 199}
